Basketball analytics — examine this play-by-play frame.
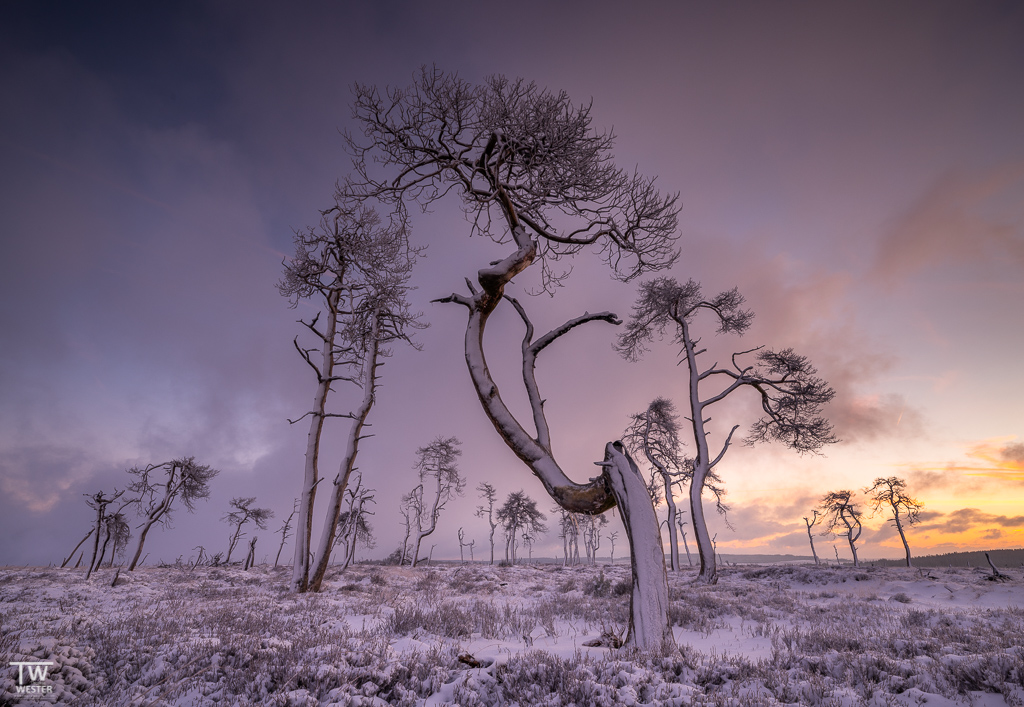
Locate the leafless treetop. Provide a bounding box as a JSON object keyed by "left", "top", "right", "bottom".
{"left": 343, "top": 67, "right": 680, "bottom": 290}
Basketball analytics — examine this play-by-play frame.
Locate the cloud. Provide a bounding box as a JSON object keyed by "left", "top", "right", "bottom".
{"left": 871, "top": 163, "right": 1024, "bottom": 285}
{"left": 917, "top": 507, "right": 1024, "bottom": 534}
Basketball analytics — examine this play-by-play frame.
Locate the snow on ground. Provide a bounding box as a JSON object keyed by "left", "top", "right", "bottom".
{"left": 1, "top": 561, "right": 1022, "bottom": 705}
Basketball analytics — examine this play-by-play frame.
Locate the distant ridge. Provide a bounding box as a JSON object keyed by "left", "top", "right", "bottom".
{"left": 870, "top": 548, "right": 1024, "bottom": 568}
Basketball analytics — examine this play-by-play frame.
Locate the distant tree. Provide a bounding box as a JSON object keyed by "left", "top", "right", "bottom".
{"left": 332, "top": 474, "right": 375, "bottom": 570}
{"left": 97, "top": 511, "right": 131, "bottom": 568}
{"left": 608, "top": 530, "right": 619, "bottom": 564}
{"left": 457, "top": 528, "right": 475, "bottom": 564}
{"left": 579, "top": 513, "right": 609, "bottom": 564}
{"left": 617, "top": 278, "right": 837, "bottom": 584}
{"left": 406, "top": 437, "right": 465, "bottom": 567}
{"left": 279, "top": 194, "right": 422, "bottom": 593}
{"left": 475, "top": 482, "right": 499, "bottom": 565}
{"left": 821, "top": 490, "right": 863, "bottom": 567}
{"left": 348, "top": 69, "right": 680, "bottom": 648}
{"left": 552, "top": 505, "right": 581, "bottom": 566}
{"left": 623, "top": 397, "right": 686, "bottom": 571}
{"left": 82, "top": 489, "right": 125, "bottom": 579}
{"left": 275, "top": 499, "right": 299, "bottom": 568}
{"left": 243, "top": 536, "right": 258, "bottom": 570}
{"left": 497, "top": 491, "right": 547, "bottom": 565}
{"left": 223, "top": 497, "right": 273, "bottom": 564}
{"left": 803, "top": 510, "right": 822, "bottom": 565}
{"left": 865, "top": 476, "right": 923, "bottom": 567}
{"left": 125, "top": 457, "right": 219, "bottom": 572}
{"left": 676, "top": 514, "right": 693, "bottom": 567}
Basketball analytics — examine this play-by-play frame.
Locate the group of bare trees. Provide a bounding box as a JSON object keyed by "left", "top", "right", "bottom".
{"left": 808, "top": 477, "right": 924, "bottom": 567}
{"left": 63, "top": 458, "right": 221, "bottom": 575}
{"left": 397, "top": 437, "right": 465, "bottom": 567}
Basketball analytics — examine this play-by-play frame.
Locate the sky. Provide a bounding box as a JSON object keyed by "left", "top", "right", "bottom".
{"left": 1, "top": 1, "right": 1022, "bottom": 567}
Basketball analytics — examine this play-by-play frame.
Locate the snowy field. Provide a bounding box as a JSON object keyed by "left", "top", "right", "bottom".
{"left": 2, "top": 562, "right": 1022, "bottom": 706}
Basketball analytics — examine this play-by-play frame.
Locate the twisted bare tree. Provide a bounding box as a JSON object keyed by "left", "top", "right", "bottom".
{"left": 280, "top": 197, "right": 422, "bottom": 593}
{"left": 821, "top": 490, "right": 863, "bottom": 567}
{"left": 223, "top": 497, "right": 273, "bottom": 564}
{"left": 125, "top": 458, "right": 219, "bottom": 572}
{"left": 617, "top": 278, "right": 837, "bottom": 584}
{"left": 343, "top": 68, "right": 679, "bottom": 648}
{"left": 865, "top": 476, "right": 923, "bottom": 567}
{"left": 406, "top": 436, "right": 465, "bottom": 567}
{"left": 803, "top": 510, "right": 822, "bottom": 565}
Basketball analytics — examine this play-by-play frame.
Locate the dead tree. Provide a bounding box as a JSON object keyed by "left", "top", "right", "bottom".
{"left": 623, "top": 398, "right": 686, "bottom": 571}
{"left": 83, "top": 489, "right": 124, "bottom": 579}
{"left": 821, "top": 490, "right": 863, "bottom": 567}
{"left": 552, "top": 506, "right": 581, "bottom": 566}
{"left": 275, "top": 500, "right": 298, "bottom": 568}
{"left": 407, "top": 437, "right": 465, "bottom": 567}
{"left": 803, "top": 510, "right": 822, "bottom": 565}
{"left": 608, "top": 530, "right": 619, "bottom": 564}
{"left": 223, "top": 497, "right": 273, "bottom": 564}
{"left": 280, "top": 196, "right": 423, "bottom": 593}
{"left": 497, "top": 490, "right": 546, "bottom": 565}
{"left": 344, "top": 69, "right": 680, "bottom": 648}
{"left": 865, "top": 476, "right": 923, "bottom": 567}
{"left": 332, "top": 475, "right": 375, "bottom": 571}
{"left": 579, "top": 513, "right": 608, "bottom": 564}
{"left": 616, "top": 278, "right": 837, "bottom": 584}
{"left": 676, "top": 514, "right": 693, "bottom": 567}
{"left": 125, "top": 458, "right": 219, "bottom": 571}
{"left": 97, "top": 512, "right": 131, "bottom": 568}
{"left": 243, "top": 536, "right": 258, "bottom": 570}
{"left": 61, "top": 528, "right": 94, "bottom": 569}
{"left": 475, "top": 482, "right": 499, "bottom": 565}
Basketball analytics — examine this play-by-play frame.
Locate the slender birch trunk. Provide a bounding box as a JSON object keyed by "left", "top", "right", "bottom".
{"left": 291, "top": 290, "right": 340, "bottom": 593}
{"left": 308, "top": 320, "right": 380, "bottom": 592}
{"left": 62, "top": 529, "right": 94, "bottom": 569}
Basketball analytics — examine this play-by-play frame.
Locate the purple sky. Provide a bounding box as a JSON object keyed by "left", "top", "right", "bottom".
{"left": 2, "top": 1, "right": 1023, "bottom": 567}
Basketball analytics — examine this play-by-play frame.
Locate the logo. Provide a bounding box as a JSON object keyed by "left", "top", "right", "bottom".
{"left": 9, "top": 661, "right": 55, "bottom": 698}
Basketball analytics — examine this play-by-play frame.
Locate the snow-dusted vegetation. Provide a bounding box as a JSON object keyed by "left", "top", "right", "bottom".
{"left": 3, "top": 563, "right": 1022, "bottom": 706}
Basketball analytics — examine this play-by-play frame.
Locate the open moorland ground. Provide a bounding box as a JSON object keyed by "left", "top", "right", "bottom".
{"left": 2, "top": 562, "right": 1022, "bottom": 706}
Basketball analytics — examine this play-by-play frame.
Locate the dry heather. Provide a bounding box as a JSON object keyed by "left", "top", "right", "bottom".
{"left": 1, "top": 562, "right": 1022, "bottom": 705}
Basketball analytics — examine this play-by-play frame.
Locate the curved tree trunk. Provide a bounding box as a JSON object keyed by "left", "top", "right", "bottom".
{"left": 893, "top": 512, "right": 912, "bottom": 567}
{"left": 438, "top": 225, "right": 674, "bottom": 649}
{"left": 805, "top": 521, "right": 819, "bottom": 565}
{"left": 602, "top": 443, "right": 674, "bottom": 649}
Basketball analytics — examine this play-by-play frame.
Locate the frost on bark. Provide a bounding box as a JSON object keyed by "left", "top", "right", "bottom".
{"left": 803, "top": 510, "right": 822, "bottom": 565}
{"left": 821, "top": 490, "right": 863, "bottom": 567}
{"left": 279, "top": 198, "right": 422, "bottom": 593}
{"left": 617, "top": 278, "right": 837, "bottom": 584}
{"left": 343, "top": 69, "right": 679, "bottom": 649}
{"left": 125, "top": 458, "right": 218, "bottom": 572}
{"left": 865, "top": 476, "right": 923, "bottom": 567}
{"left": 405, "top": 437, "right": 465, "bottom": 568}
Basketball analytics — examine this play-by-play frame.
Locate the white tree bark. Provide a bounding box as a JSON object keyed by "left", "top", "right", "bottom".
{"left": 291, "top": 290, "right": 340, "bottom": 592}
{"left": 308, "top": 320, "right": 380, "bottom": 592}
{"left": 600, "top": 442, "right": 674, "bottom": 649}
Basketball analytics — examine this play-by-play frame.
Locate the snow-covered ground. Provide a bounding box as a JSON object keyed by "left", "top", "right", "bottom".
{"left": 2, "top": 562, "right": 1022, "bottom": 705}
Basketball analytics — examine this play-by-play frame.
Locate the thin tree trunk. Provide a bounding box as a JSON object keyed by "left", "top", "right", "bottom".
{"left": 292, "top": 290, "right": 340, "bottom": 593}
{"left": 86, "top": 505, "right": 104, "bottom": 580}
{"left": 62, "top": 529, "right": 94, "bottom": 569}
{"left": 805, "top": 519, "right": 820, "bottom": 565}
{"left": 893, "top": 511, "right": 912, "bottom": 567}
{"left": 309, "top": 319, "right": 380, "bottom": 591}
